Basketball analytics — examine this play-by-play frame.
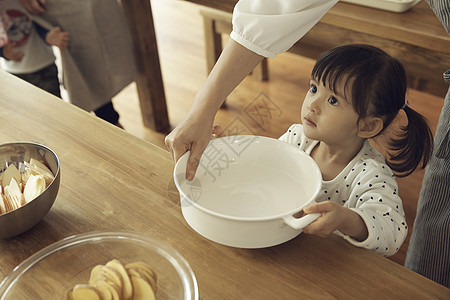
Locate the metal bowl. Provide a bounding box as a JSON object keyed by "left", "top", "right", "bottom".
{"left": 0, "top": 142, "right": 60, "bottom": 239}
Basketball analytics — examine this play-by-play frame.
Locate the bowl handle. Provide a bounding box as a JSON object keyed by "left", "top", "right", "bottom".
{"left": 283, "top": 213, "right": 320, "bottom": 230}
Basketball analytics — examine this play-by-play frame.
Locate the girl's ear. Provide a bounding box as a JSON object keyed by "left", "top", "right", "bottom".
{"left": 357, "top": 116, "right": 384, "bottom": 138}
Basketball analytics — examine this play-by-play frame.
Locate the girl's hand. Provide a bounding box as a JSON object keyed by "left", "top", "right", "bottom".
{"left": 302, "top": 201, "right": 368, "bottom": 241}
{"left": 46, "top": 27, "right": 69, "bottom": 49}
{"left": 2, "top": 42, "right": 24, "bottom": 62}
{"left": 18, "top": 0, "right": 46, "bottom": 14}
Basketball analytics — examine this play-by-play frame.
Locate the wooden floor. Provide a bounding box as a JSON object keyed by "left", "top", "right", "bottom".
{"left": 113, "top": 0, "right": 445, "bottom": 266}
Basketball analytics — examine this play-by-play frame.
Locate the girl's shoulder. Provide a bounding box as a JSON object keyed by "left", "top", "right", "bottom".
{"left": 278, "top": 124, "right": 317, "bottom": 154}
{"left": 326, "top": 142, "right": 399, "bottom": 202}
{"left": 346, "top": 141, "right": 395, "bottom": 181}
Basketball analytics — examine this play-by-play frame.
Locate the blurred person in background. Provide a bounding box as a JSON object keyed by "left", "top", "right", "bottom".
{"left": 18, "top": 0, "right": 136, "bottom": 127}
{"left": 0, "top": 0, "right": 68, "bottom": 97}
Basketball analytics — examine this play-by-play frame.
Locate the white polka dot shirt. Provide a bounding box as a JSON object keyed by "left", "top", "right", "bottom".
{"left": 279, "top": 124, "right": 407, "bottom": 256}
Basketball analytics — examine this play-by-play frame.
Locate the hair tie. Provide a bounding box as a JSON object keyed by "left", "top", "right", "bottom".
{"left": 402, "top": 100, "right": 410, "bottom": 110}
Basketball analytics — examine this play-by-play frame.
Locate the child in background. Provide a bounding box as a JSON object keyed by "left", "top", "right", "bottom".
{"left": 279, "top": 44, "right": 433, "bottom": 257}
{"left": 0, "top": 4, "right": 11, "bottom": 47}
{"left": 18, "top": 0, "right": 135, "bottom": 127}
{"left": 0, "top": 0, "right": 68, "bottom": 97}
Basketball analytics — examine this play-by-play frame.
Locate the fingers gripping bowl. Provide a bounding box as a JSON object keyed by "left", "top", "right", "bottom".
{"left": 0, "top": 142, "right": 60, "bottom": 239}
{"left": 174, "top": 136, "right": 322, "bottom": 248}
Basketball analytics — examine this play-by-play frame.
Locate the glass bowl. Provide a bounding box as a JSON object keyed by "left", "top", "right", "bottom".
{"left": 0, "top": 231, "right": 198, "bottom": 299}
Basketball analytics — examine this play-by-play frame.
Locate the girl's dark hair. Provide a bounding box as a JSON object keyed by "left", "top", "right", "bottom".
{"left": 311, "top": 44, "right": 433, "bottom": 177}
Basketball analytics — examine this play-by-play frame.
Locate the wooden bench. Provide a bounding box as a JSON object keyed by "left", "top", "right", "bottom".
{"left": 200, "top": 2, "right": 450, "bottom": 98}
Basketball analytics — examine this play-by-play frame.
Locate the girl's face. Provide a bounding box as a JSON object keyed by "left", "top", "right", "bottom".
{"left": 301, "top": 78, "right": 361, "bottom": 146}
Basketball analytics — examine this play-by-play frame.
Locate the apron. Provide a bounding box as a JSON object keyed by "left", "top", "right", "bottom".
{"left": 435, "top": 70, "right": 450, "bottom": 158}
{"left": 404, "top": 0, "right": 450, "bottom": 288}
{"left": 39, "top": 0, "right": 136, "bottom": 111}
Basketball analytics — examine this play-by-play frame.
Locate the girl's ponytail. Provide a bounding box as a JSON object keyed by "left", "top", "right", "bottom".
{"left": 312, "top": 44, "right": 434, "bottom": 177}
{"left": 387, "top": 106, "right": 433, "bottom": 177}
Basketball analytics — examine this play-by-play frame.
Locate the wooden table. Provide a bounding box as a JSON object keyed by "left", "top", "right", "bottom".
{"left": 121, "top": 0, "right": 449, "bottom": 132}
{"left": 0, "top": 71, "right": 448, "bottom": 299}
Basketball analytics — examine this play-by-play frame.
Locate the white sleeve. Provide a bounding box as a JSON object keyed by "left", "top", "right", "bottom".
{"left": 230, "top": 0, "right": 339, "bottom": 58}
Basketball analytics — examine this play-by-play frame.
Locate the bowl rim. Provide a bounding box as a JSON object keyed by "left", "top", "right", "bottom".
{"left": 174, "top": 135, "right": 322, "bottom": 222}
{"left": 0, "top": 231, "right": 199, "bottom": 300}
{"left": 0, "top": 141, "right": 60, "bottom": 217}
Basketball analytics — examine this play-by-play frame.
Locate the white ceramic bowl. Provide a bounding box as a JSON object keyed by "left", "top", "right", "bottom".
{"left": 0, "top": 231, "right": 198, "bottom": 300}
{"left": 174, "top": 135, "right": 322, "bottom": 248}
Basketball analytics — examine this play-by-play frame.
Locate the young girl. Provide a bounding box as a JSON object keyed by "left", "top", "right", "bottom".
{"left": 279, "top": 44, "right": 433, "bottom": 257}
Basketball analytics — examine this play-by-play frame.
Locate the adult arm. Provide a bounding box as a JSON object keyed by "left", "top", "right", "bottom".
{"left": 165, "top": 40, "right": 263, "bottom": 180}
{"left": 165, "top": 0, "right": 338, "bottom": 180}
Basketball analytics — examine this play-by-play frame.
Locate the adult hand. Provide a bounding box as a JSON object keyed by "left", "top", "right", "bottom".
{"left": 302, "top": 201, "right": 368, "bottom": 241}
{"left": 165, "top": 39, "right": 263, "bottom": 180}
{"left": 2, "top": 42, "right": 24, "bottom": 62}
{"left": 18, "top": 0, "right": 46, "bottom": 14}
{"left": 165, "top": 112, "right": 215, "bottom": 181}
